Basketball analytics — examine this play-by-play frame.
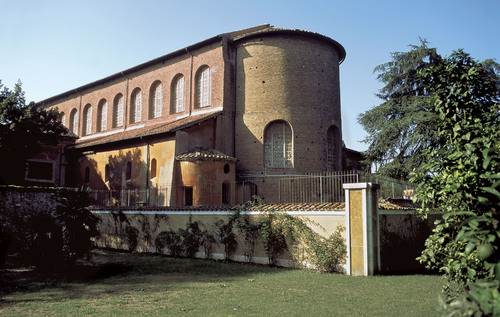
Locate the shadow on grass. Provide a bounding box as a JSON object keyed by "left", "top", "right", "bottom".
{"left": 0, "top": 248, "right": 285, "bottom": 302}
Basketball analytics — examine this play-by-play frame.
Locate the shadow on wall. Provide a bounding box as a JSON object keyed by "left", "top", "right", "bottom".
{"left": 378, "top": 212, "right": 440, "bottom": 274}
{"left": 77, "top": 149, "right": 167, "bottom": 207}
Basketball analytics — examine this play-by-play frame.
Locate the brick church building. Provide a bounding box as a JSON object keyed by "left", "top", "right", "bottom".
{"left": 39, "top": 24, "right": 363, "bottom": 206}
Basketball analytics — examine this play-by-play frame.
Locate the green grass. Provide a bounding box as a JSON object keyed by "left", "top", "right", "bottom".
{"left": 0, "top": 249, "right": 443, "bottom": 316}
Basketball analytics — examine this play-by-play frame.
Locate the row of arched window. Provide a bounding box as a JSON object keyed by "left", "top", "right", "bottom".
{"left": 61, "top": 66, "right": 212, "bottom": 136}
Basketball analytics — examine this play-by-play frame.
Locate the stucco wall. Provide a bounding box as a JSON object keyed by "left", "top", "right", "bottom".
{"left": 94, "top": 210, "right": 346, "bottom": 267}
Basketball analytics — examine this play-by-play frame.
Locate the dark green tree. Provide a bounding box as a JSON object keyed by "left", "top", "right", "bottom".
{"left": 358, "top": 40, "right": 440, "bottom": 179}
{"left": 0, "top": 80, "right": 67, "bottom": 184}
{"left": 359, "top": 40, "right": 500, "bottom": 180}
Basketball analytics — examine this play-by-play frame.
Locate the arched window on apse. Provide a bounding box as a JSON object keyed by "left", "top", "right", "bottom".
{"left": 264, "top": 120, "right": 293, "bottom": 168}
{"left": 327, "top": 126, "right": 340, "bottom": 171}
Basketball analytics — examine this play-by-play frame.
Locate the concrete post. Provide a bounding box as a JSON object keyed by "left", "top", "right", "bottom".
{"left": 343, "top": 183, "right": 380, "bottom": 276}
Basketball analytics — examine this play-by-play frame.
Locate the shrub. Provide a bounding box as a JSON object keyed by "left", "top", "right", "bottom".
{"left": 308, "top": 226, "right": 347, "bottom": 273}
{"left": 178, "top": 217, "right": 202, "bottom": 258}
{"left": 200, "top": 230, "right": 216, "bottom": 259}
{"left": 155, "top": 230, "right": 182, "bottom": 257}
{"left": 214, "top": 218, "right": 237, "bottom": 261}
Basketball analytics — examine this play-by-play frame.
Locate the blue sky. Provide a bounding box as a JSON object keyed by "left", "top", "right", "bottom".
{"left": 1, "top": 0, "right": 498, "bottom": 151}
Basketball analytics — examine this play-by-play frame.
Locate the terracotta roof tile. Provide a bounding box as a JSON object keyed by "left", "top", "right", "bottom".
{"left": 175, "top": 147, "right": 237, "bottom": 162}
{"left": 72, "top": 111, "right": 222, "bottom": 149}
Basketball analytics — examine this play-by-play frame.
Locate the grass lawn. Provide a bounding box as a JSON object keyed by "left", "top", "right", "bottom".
{"left": 0, "top": 249, "right": 443, "bottom": 316}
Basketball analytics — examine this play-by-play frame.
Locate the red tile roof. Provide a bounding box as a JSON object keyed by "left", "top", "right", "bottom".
{"left": 176, "top": 147, "right": 237, "bottom": 162}
{"left": 72, "top": 111, "right": 222, "bottom": 149}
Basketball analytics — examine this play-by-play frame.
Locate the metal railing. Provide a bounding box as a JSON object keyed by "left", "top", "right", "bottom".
{"left": 89, "top": 171, "right": 415, "bottom": 207}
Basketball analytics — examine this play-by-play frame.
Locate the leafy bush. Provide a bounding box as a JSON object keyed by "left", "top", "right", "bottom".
{"left": 178, "top": 217, "right": 202, "bottom": 258}
{"left": 155, "top": 230, "right": 182, "bottom": 257}
{"left": 214, "top": 218, "right": 237, "bottom": 261}
{"left": 200, "top": 229, "right": 216, "bottom": 259}
{"left": 308, "top": 226, "right": 347, "bottom": 273}
{"left": 125, "top": 225, "right": 139, "bottom": 251}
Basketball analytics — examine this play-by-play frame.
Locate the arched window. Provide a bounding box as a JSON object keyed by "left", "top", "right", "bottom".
{"left": 69, "top": 108, "right": 78, "bottom": 135}
{"left": 150, "top": 158, "right": 157, "bottom": 179}
{"left": 327, "top": 126, "right": 340, "bottom": 171}
{"left": 97, "top": 99, "right": 108, "bottom": 132}
{"left": 126, "top": 161, "right": 132, "bottom": 181}
{"left": 82, "top": 104, "right": 92, "bottom": 136}
{"left": 113, "top": 94, "right": 124, "bottom": 128}
{"left": 130, "top": 88, "right": 142, "bottom": 124}
{"left": 171, "top": 74, "right": 185, "bottom": 113}
{"left": 150, "top": 81, "right": 162, "bottom": 119}
{"left": 60, "top": 112, "right": 66, "bottom": 127}
{"left": 84, "top": 166, "right": 90, "bottom": 184}
{"left": 105, "top": 164, "right": 110, "bottom": 182}
{"left": 264, "top": 120, "right": 293, "bottom": 168}
{"left": 195, "top": 66, "right": 211, "bottom": 108}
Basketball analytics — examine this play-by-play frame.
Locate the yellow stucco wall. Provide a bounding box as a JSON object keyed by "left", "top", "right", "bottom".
{"left": 349, "top": 190, "right": 364, "bottom": 275}
{"left": 94, "top": 211, "right": 346, "bottom": 267}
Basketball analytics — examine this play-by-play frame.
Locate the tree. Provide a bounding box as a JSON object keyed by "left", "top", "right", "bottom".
{"left": 412, "top": 50, "right": 500, "bottom": 314}
{"left": 0, "top": 80, "right": 67, "bottom": 184}
{"left": 358, "top": 40, "right": 500, "bottom": 180}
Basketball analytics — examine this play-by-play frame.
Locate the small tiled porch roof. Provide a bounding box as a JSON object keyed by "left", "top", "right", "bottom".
{"left": 175, "top": 147, "right": 237, "bottom": 162}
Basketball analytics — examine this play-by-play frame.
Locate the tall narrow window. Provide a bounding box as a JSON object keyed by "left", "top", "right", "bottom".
{"left": 150, "top": 81, "right": 162, "bottom": 119}
{"left": 171, "top": 75, "right": 185, "bottom": 113}
{"left": 84, "top": 166, "right": 90, "bottom": 184}
{"left": 264, "top": 120, "right": 293, "bottom": 168}
{"left": 105, "top": 164, "right": 110, "bottom": 182}
{"left": 60, "top": 112, "right": 66, "bottom": 127}
{"left": 82, "top": 104, "right": 92, "bottom": 136}
{"left": 150, "top": 158, "right": 157, "bottom": 179}
{"left": 222, "top": 182, "right": 230, "bottom": 205}
{"left": 327, "top": 126, "right": 340, "bottom": 171}
{"left": 184, "top": 187, "right": 193, "bottom": 206}
{"left": 69, "top": 108, "right": 78, "bottom": 135}
{"left": 126, "top": 161, "right": 132, "bottom": 181}
{"left": 113, "top": 94, "right": 124, "bottom": 128}
{"left": 130, "top": 88, "right": 142, "bottom": 124}
{"left": 196, "top": 66, "right": 211, "bottom": 108}
{"left": 97, "top": 99, "right": 108, "bottom": 132}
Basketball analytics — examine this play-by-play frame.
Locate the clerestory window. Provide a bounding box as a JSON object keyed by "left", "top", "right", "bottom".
{"left": 195, "top": 66, "right": 211, "bottom": 108}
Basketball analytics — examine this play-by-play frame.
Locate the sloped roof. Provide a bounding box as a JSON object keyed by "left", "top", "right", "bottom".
{"left": 176, "top": 147, "right": 237, "bottom": 162}
{"left": 72, "top": 110, "right": 221, "bottom": 150}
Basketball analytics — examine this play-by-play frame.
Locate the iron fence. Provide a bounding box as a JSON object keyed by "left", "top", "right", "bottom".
{"left": 89, "top": 171, "right": 415, "bottom": 207}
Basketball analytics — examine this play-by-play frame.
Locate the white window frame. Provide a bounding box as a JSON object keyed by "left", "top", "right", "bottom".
{"left": 83, "top": 105, "right": 92, "bottom": 136}
{"left": 153, "top": 83, "right": 163, "bottom": 118}
{"left": 133, "top": 90, "right": 142, "bottom": 123}
{"left": 174, "top": 76, "right": 185, "bottom": 113}
{"left": 264, "top": 121, "right": 294, "bottom": 168}
{"left": 197, "top": 67, "right": 211, "bottom": 108}
{"left": 69, "top": 109, "right": 78, "bottom": 135}
{"left": 114, "top": 94, "right": 124, "bottom": 127}
{"left": 98, "top": 100, "right": 108, "bottom": 132}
